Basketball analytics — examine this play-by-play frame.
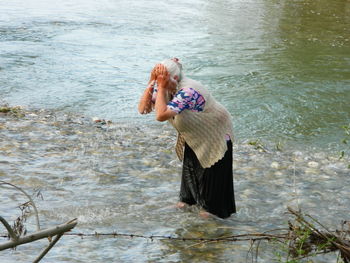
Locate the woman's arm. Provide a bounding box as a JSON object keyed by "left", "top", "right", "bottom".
{"left": 138, "top": 80, "right": 155, "bottom": 114}
{"left": 154, "top": 66, "right": 177, "bottom": 122}
{"left": 155, "top": 84, "right": 177, "bottom": 121}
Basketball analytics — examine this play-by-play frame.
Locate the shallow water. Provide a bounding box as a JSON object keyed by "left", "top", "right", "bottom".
{"left": 0, "top": 0, "right": 349, "bottom": 262}
{"left": 0, "top": 109, "right": 349, "bottom": 262}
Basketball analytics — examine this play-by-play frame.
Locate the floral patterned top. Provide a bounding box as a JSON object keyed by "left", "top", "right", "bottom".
{"left": 151, "top": 85, "right": 231, "bottom": 141}
{"left": 152, "top": 86, "right": 206, "bottom": 113}
{"left": 168, "top": 87, "right": 206, "bottom": 113}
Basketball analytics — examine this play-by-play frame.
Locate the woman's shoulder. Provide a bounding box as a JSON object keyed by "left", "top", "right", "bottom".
{"left": 180, "top": 77, "right": 208, "bottom": 93}
{"left": 181, "top": 77, "right": 201, "bottom": 86}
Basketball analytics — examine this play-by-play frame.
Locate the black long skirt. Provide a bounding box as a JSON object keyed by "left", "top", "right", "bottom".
{"left": 179, "top": 140, "right": 236, "bottom": 218}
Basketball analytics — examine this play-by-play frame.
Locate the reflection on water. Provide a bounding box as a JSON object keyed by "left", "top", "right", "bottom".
{"left": 258, "top": 0, "right": 350, "bottom": 147}
{"left": 0, "top": 108, "right": 349, "bottom": 262}
{"left": 201, "top": 0, "right": 350, "bottom": 149}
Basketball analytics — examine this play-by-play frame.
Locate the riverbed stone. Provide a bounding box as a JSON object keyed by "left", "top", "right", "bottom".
{"left": 305, "top": 168, "right": 319, "bottom": 174}
{"left": 270, "top": 162, "right": 279, "bottom": 169}
{"left": 307, "top": 161, "right": 319, "bottom": 168}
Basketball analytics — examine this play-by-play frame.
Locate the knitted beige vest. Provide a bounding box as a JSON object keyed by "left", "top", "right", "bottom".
{"left": 168, "top": 77, "right": 234, "bottom": 168}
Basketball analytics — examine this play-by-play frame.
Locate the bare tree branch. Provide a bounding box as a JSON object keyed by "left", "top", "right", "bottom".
{"left": 0, "top": 180, "right": 41, "bottom": 231}
{"left": 0, "top": 216, "right": 18, "bottom": 241}
{"left": 33, "top": 232, "right": 64, "bottom": 263}
{"left": 0, "top": 219, "right": 77, "bottom": 251}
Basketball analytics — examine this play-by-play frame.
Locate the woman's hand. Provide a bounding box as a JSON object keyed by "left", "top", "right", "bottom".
{"left": 154, "top": 64, "right": 170, "bottom": 90}
{"left": 148, "top": 63, "right": 166, "bottom": 84}
{"left": 153, "top": 65, "right": 178, "bottom": 121}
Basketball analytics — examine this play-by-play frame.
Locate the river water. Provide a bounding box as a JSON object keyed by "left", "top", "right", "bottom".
{"left": 0, "top": 0, "right": 349, "bottom": 262}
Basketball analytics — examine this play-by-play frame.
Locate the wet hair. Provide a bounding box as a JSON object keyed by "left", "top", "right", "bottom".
{"left": 161, "top": 59, "right": 184, "bottom": 82}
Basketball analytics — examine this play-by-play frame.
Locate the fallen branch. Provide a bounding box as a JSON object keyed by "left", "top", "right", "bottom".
{"left": 287, "top": 207, "right": 350, "bottom": 262}
{"left": 0, "top": 219, "right": 77, "bottom": 251}
{"left": 33, "top": 232, "right": 64, "bottom": 263}
{"left": 0, "top": 180, "right": 78, "bottom": 263}
{"left": 0, "top": 216, "right": 17, "bottom": 241}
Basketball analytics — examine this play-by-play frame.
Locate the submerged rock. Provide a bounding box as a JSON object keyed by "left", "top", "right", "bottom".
{"left": 307, "top": 161, "right": 319, "bottom": 168}
{"left": 270, "top": 162, "right": 280, "bottom": 169}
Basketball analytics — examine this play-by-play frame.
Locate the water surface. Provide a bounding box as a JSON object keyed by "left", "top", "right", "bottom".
{"left": 1, "top": 0, "right": 349, "bottom": 262}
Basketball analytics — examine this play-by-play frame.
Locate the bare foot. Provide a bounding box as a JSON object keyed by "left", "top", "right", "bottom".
{"left": 176, "top": 202, "right": 187, "bottom": 209}
{"left": 199, "top": 210, "right": 214, "bottom": 219}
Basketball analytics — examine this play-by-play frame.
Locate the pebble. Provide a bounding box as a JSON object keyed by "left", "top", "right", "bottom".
{"left": 293, "top": 151, "right": 303, "bottom": 157}
{"left": 313, "top": 152, "right": 326, "bottom": 159}
{"left": 305, "top": 168, "right": 319, "bottom": 174}
{"left": 308, "top": 161, "right": 319, "bottom": 168}
{"left": 270, "top": 162, "right": 279, "bottom": 169}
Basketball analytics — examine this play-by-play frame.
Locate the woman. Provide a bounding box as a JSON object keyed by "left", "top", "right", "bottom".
{"left": 138, "top": 58, "right": 236, "bottom": 218}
